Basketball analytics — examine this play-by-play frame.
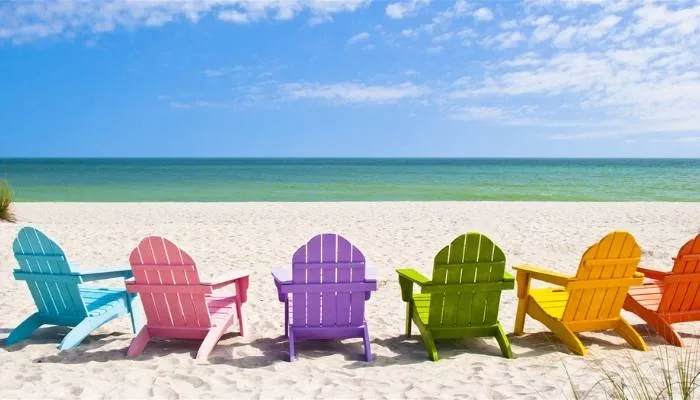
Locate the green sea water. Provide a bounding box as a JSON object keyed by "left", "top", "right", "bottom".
{"left": 1, "top": 158, "right": 698, "bottom": 202}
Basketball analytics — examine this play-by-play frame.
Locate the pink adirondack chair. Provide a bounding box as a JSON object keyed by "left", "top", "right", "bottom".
{"left": 272, "top": 233, "right": 377, "bottom": 361}
{"left": 125, "top": 236, "right": 249, "bottom": 360}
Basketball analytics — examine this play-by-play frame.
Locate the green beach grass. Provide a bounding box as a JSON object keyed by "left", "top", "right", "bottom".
{"left": 0, "top": 180, "right": 16, "bottom": 223}
{"left": 568, "top": 346, "right": 700, "bottom": 400}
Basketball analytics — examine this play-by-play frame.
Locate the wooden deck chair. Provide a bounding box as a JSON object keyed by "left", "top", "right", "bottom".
{"left": 6, "top": 226, "right": 140, "bottom": 350}
{"left": 397, "top": 232, "right": 515, "bottom": 361}
{"left": 624, "top": 234, "right": 700, "bottom": 346}
{"left": 513, "top": 231, "right": 647, "bottom": 356}
{"left": 271, "top": 233, "right": 377, "bottom": 361}
{"left": 125, "top": 236, "right": 249, "bottom": 360}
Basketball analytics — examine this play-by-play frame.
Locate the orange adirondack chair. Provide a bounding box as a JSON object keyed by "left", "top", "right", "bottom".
{"left": 513, "top": 231, "right": 647, "bottom": 356}
{"left": 624, "top": 234, "right": 700, "bottom": 346}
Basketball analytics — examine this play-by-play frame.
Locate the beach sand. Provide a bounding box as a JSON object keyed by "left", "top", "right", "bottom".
{"left": 1, "top": 202, "right": 699, "bottom": 399}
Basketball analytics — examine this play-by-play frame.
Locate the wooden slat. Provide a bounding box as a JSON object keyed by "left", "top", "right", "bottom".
{"left": 292, "top": 262, "right": 365, "bottom": 269}
{"left": 292, "top": 239, "right": 308, "bottom": 327}
{"left": 13, "top": 271, "right": 82, "bottom": 283}
{"left": 126, "top": 283, "right": 213, "bottom": 294}
{"left": 281, "top": 282, "right": 377, "bottom": 294}
{"left": 321, "top": 234, "right": 337, "bottom": 327}
{"left": 335, "top": 237, "right": 353, "bottom": 326}
{"left": 305, "top": 235, "right": 322, "bottom": 327}
{"left": 583, "top": 257, "right": 640, "bottom": 267}
{"left": 348, "top": 236, "right": 366, "bottom": 327}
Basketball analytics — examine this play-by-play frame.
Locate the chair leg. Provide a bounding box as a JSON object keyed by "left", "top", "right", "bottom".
{"left": 493, "top": 323, "right": 514, "bottom": 359}
{"left": 514, "top": 298, "right": 528, "bottom": 336}
{"left": 616, "top": 318, "right": 648, "bottom": 351}
{"left": 5, "top": 313, "right": 44, "bottom": 346}
{"left": 530, "top": 304, "right": 586, "bottom": 356}
{"left": 414, "top": 318, "right": 439, "bottom": 361}
{"left": 362, "top": 324, "right": 372, "bottom": 362}
{"left": 59, "top": 310, "right": 121, "bottom": 350}
{"left": 288, "top": 328, "right": 296, "bottom": 362}
{"left": 196, "top": 315, "right": 233, "bottom": 361}
{"left": 236, "top": 300, "right": 244, "bottom": 337}
{"left": 514, "top": 270, "right": 531, "bottom": 336}
{"left": 128, "top": 293, "right": 144, "bottom": 334}
{"left": 626, "top": 299, "right": 682, "bottom": 347}
{"left": 284, "top": 300, "right": 289, "bottom": 338}
{"left": 405, "top": 303, "right": 413, "bottom": 337}
{"left": 652, "top": 316, "right": 683, "bottom": 347}
{"left": 127, "top": 327, "right": 152, "bottom": 357}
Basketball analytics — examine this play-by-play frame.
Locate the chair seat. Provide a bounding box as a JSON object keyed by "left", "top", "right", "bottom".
{"left": 412, "top": 293, "right": 432, "bottom": 324}
{"left": 627, "top": 282, "right": 663, "bottom": 311}
{"left": 81, "top": 287, "right": 128, "bottom": 317}
{"left": 530, "top": 288, "right": 569, "bottom": 320}
{"left": 207, "top": 295, "right": 238, "bottom": 327}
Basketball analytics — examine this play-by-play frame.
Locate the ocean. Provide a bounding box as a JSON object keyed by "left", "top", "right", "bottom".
{"left": 1, "top": 158, "right": 698, "bottom": 202}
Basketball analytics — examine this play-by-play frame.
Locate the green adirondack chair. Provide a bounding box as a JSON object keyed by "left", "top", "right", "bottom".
{"left": 396, "top": 232, "right": 515, "bottom": 361}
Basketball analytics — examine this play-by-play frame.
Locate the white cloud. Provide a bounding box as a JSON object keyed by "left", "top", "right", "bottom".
{"left": 473, "top": 7, "right": 494, "bottom": 22}
{"left": 451, "top": 106, "right": 507, "bottom": 121}
{"left": 435, "top": 0, "right": 700, "bottom": 139}
{"left": 202, "top": 65, "right": 246, "bottom": 77}
{"left": 500, "top": 20, "right": 519, "bottom": 30}
{"left": 218, "top": 10, "right": 250, "bottom": 24}
{"left": 348, "top": 31, "right": 370, "bottom": 44}
{"left": 385, "top": 0, "right": 430, "bottom": 19}
{"left": 280, "top": 82, "right": 429, "bottom": 103}
{"left": 484, "top": 31, "right": 526, "bottom": 49}
{"left": 0, "top": 0, "right": 372, "bottom": 43}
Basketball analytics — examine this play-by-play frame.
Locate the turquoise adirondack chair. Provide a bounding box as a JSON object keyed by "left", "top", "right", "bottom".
{"left": 397, "top": 232, "right": 515, "bottom": 361}
{"left": 6, "top": 227, "right": 141, "bottom": 350}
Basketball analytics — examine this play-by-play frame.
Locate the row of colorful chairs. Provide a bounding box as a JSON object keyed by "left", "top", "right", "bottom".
{"left": 4, "top": 227, "right": 700, "bottom": 361}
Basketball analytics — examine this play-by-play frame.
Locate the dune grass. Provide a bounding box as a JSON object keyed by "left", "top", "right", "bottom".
{"left": 0, "top": 179, "right": 16, "bottom": 223}
{"left": 569, "top": 346, "right": 699, "bottom": 400}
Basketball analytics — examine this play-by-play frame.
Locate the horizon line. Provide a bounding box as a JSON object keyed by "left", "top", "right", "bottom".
{"left": 2, "top": 156, "right": 699, "bottom": 160}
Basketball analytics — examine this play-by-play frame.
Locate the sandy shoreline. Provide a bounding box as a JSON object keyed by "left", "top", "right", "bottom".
{"left": 1, "top": 202, "right": 699, "bottom": 399}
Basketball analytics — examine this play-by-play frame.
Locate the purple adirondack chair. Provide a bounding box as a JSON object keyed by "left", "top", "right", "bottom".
{"left": 272, "top": 233, "right": 377, "bottom": 361}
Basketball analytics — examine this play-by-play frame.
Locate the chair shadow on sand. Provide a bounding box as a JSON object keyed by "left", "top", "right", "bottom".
{"left": 348, "top": 335, "right": 516, "bottom": 368}
{"left": 508, "top": 322, "right": 700, "bottom": 358}
{"left": 211, "top": 335, "right": 374, "bottom": 368}
{"left": 598, "top": 323, "right": 700, "bottom": 346}
{"left": 1, "top": 325, "right": 126, "bottom": 356}
{"left": 9, "top": 325, "right": 695, "bottom": 366}
{"left": 4, "top": 330, "right": 244, "bottom": 364}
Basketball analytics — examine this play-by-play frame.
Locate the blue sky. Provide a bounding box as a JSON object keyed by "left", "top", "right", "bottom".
{"left": 1, "top": 0, "right": 699, "bottom": 157}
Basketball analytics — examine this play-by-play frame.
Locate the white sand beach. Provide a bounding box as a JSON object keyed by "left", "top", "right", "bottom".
{"left": 1, "top": 202, "right": 699, "bottom": 400}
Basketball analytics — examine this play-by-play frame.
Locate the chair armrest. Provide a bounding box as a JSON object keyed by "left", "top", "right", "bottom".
{"left": 80, "top": 266, "right": 133, "bottom": 282}
{"left": 396, "top": 268, "right": 430, "bottom": 302}
{"left": 501, "top": 272, "right": 516, "bottom": 290}
{"left": 204, "top": 271, "right": 250, "bottom": 303}
{"left": 512, "top": 264, "right": 573, "bottom": 287}
{"left": 205, "top": 271, "right": 249, "bottom": 289}
{"left": 271, "top": 268, "right": 290, "bottom": 302}
{"left": 636, "top": 267, "right": 669, "bottom": 281}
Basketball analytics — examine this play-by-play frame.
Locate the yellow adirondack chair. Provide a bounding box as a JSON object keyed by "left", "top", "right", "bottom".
{"left": 513, "top": 231, "right": 647, "bottom": 356}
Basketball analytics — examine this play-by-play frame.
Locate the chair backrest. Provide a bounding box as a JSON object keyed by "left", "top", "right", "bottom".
{"left": 127, "top": 236, "right": 212, "bottom": 329}
{"left": 12, "top": 226, "right": 88, "bottom": 318}
{"left": 290, "top": 233, "right": 369, "bottom": 328}
{"left": 425, "top": 232, "right": 507, "bottom": 327}
{"left": 561, "top": 231, "right": 641, "bottom": 323}
{"left": 658, "top": 234, "right": 700, "bottom": 313}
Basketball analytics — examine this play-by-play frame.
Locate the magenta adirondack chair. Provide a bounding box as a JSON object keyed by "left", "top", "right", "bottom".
{"left": 272, "top": 233, "right": 377, "bottom": 361}
{"left": 125, "top": 236, "right": 249, "bottom": 360}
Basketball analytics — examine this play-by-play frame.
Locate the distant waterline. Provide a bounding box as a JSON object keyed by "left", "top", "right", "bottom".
{"left": 1, "top": 158, "right": 699, "bottom": 202}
